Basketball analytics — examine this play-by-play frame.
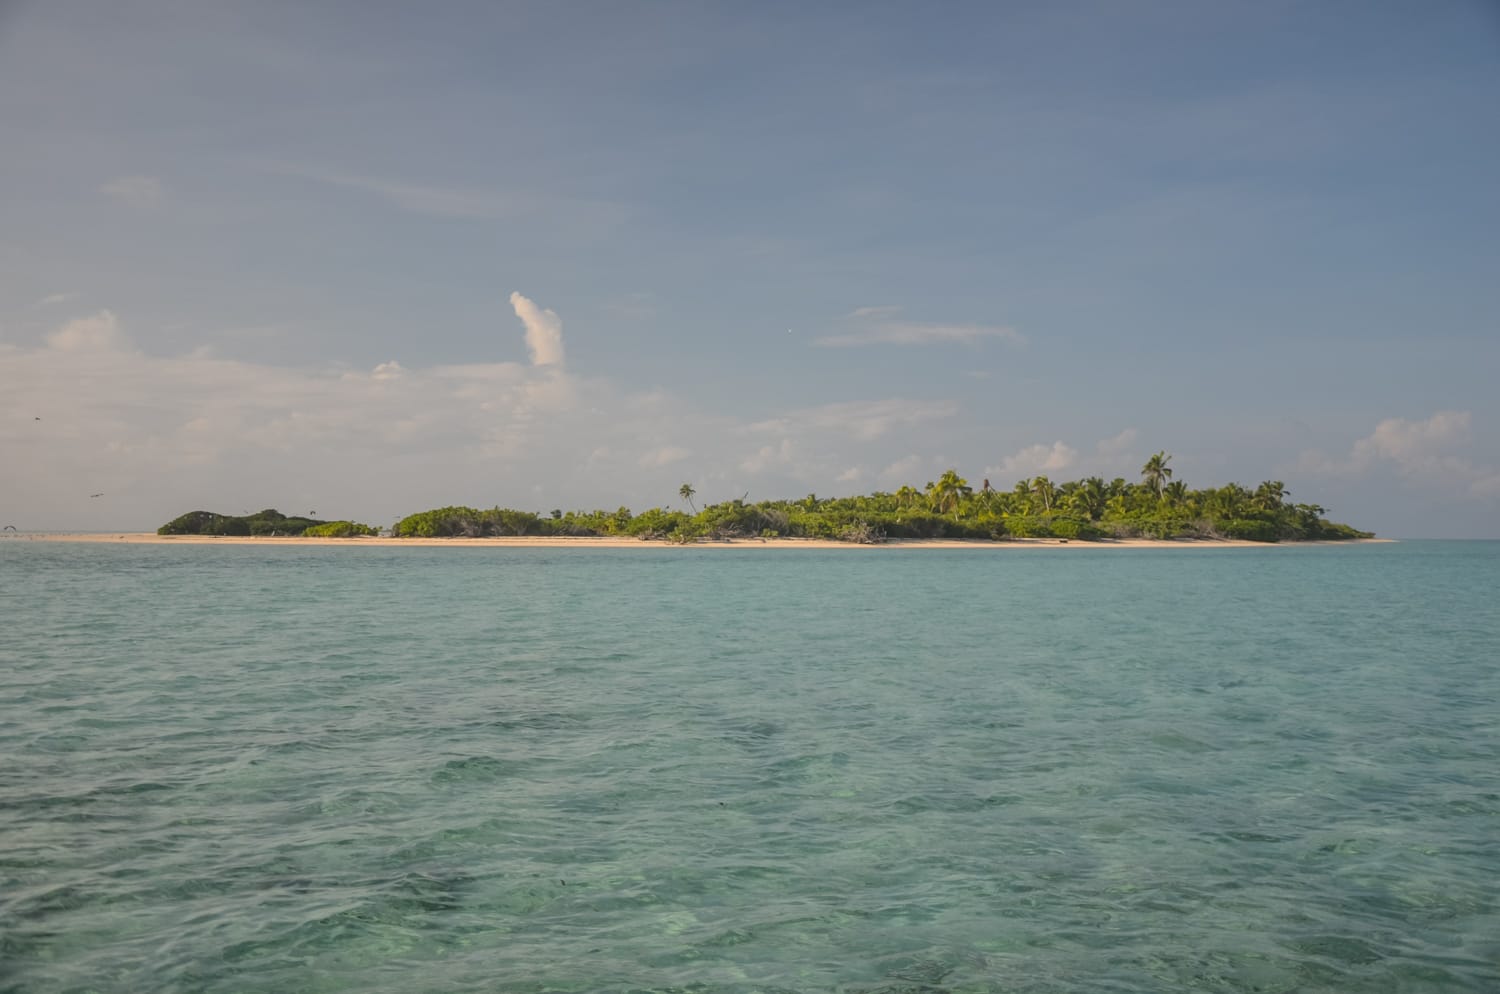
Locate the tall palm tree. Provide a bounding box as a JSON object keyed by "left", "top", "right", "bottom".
{"left": 1141, "top": 451, "right": 1173, "bottom": 498}
{"left": 1030, "top": 475, "right": 1056, "bottom": 513}
{"left": 931, "top": 469, "right": 972, "bottom": 518}
{"left": 679, "top": 483, "right": 697, "bottom": 513}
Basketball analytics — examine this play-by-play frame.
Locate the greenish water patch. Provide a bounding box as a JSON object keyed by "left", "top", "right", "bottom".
{"left": 2, "top": 541, "right": 1498, "bottom": 992}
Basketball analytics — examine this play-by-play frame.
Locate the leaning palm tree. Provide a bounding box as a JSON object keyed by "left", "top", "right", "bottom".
{"left": 1030, "top": 475, "right": 1056, "bottom": 513}
{"left": 931, "top": 469, "right": 972, "bottom": 519}
{"left": 1141, "top": 451, "right": 1173, "bottom": 498}
{"left": 679, "top": 483, "right": 697, "bottom": 513}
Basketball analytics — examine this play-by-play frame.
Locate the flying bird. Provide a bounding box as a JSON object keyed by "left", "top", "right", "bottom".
{"left": 90, "top": 493, "right": 104, "bottom": 498}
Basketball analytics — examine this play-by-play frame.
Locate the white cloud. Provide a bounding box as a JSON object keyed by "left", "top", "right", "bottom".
{"left": 46, "top": 310, "right": 126, "bottom": 352}
{"left": 814, "top": 322, "right": 1025, "bottom": 348}
{"left": 1297, "top": 411, "right": 1497, "bottom": 502}
{"left": 740, "top": 439, "right": 795, "bottom": 474}
{"left": 1095, "top": 428, "right": 1138, "bottom": 457}
{"left": 1, "top": 302, "right": 1015, "bottom": 530}
{"left": 986, "top": 441, "right": 1078, "bottom": 480}
{"left": 777, "top": 398, "right": 957, "bottom": 441}
{"left": 100, "top": 175, "right": 164, "bottom": 209}
{"left": 878, "top": 455, "right": 925, "bottom": 485}
{"left": 509, "top": 292, "right": 565, "bottom": 367}
{"left": 846, "top": 305, "right": 901, "bottom": 320}
{"left": 34, "top": 292, "right": 77, "bottom": 308}
{"left": 639, "top": 445, "right": 691, "bottom": 468}
{"left": 1351, "top": 411, "right": 1470, "bottom": 465}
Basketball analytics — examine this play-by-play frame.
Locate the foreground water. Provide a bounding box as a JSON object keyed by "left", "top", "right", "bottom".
{"left": 1, "top": 541, "right": 1496, "bottom": 993}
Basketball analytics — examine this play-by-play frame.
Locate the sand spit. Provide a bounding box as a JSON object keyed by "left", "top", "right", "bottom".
{"left": 17, "top": 533, "right": 1393, "bottom": 549}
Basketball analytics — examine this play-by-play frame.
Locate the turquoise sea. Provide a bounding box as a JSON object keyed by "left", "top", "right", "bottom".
{"left": 2, "top": 540, "right": 1497, "bottom": 993}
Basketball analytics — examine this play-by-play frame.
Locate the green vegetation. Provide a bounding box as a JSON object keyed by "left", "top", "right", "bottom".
{"left": 160, "top": 454, "right": 1373, "bottom": 545}
{"left": 157, "top": 509, "right": 377, "bottom": 537}
{"left": 303, "top": 520, "right": 380, "bottom": 538}
{"left": 380, "top": 456, "right": 1370, "bottom": 545}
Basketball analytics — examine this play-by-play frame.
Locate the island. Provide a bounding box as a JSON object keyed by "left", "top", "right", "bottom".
{"left": 156, "top": 456, "right": 1372, "bottom": 545}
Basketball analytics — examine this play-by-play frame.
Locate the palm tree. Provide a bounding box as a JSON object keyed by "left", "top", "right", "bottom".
{"left": 1141, "top": 451, "right": 1173, "bottom": 498}
{"left": 1069, "top": 476, "right": 1108, "bottom": 520}
{"left": 1011, "top": 479, "right": 1033, "bottom": 516}
{"left": 679, "top": 483, "right": 697, "bottom": 513}
{"left": 1162, "top": 479, "right": 1189, "bottom": 508}
{"left": 1206, "top": 483, "right": 1249, "bottom": 519}
{"left": 1030, "top": 475, "right": 1056, "bottom": 513}
{"left": 931, "top": 469, "right": 972, "bottom": 519}
{"left": 1252, "top": 481, "right": 1288, "bottom": 512}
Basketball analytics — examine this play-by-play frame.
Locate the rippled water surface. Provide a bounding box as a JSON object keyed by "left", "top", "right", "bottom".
{"left": 2, "top": 540, "right": 1497, "bottom": 993}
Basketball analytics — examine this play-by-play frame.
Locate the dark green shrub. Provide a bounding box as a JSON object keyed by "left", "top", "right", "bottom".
{"left": 1217, "top": 518, "right": 1280, "bottom": 542}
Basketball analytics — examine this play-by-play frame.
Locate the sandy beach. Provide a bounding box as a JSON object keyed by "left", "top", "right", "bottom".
{"left": 15, "top": 533, "right": 1393, "bottom": 549}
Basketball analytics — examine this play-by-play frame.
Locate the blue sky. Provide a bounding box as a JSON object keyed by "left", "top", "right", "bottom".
{"left": 2, "top": 0, "right": 1497, "bottom": 536}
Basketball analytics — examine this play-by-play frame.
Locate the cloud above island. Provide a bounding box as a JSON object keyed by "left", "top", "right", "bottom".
{"left": 510, "top": 292, "right": 565, "bottom": 367}
{"left": 2, "top": 296, "right": 985, "bottom": 529}
{"left": 814, "top": 307, "right": 1025, "bottom": 348}
{"left": 1297, "top": 411, "right": 1500, "bottom": 500}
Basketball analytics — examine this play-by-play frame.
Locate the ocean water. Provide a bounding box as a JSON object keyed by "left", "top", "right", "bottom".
{"left": 2, "top": 540, "right": 1497, "bottom": 994}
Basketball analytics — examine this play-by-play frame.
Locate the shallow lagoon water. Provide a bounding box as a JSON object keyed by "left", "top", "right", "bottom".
{"left": 2, "top": 540, "right": 1497, "bottom": 993}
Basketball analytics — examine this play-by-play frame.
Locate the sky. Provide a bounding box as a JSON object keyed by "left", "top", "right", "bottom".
{"left": 2, "top": 0, "right": 1497, "bottom": 537}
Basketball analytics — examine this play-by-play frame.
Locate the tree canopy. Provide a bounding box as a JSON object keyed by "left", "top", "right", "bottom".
{"left": 159, "top": 457, "right": 1373, "bottom": 545}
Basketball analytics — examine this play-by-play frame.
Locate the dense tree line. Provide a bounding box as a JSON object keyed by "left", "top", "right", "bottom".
{"left": 159, "top": 454, "right": 1372, "bottom": 544}
{"left": 158, "top": 509, "right": 376, "bottom": 537}
{"left": 386, "top": 454, "right": 1370, "bottom": 543}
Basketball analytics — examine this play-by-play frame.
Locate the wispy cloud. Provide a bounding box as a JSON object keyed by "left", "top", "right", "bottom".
{"left": 269, "top": 165, "right": 520, "bottom": 219}
{"left": 34, "top": 292, "right": 77, "bottom": 308}
{"left": 264, "top": 164, "right": 626, "bottom": 229}
{"left": 814, "top": 322, "right": 1025, "bottom": 348}
{"left": 100, "top": 175, "right": 164, "bottom": 209}
{"left": 510, "top": 292, "right": 565, "bottom": 367}
{"left": 845, "top": 305, "right": 901, "bottom": 320}
{"left": 750, "top": 398, "right": 957, "bottom": 442}
{"left": 602, "top": 292, "right": 658, "bottom": 321}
